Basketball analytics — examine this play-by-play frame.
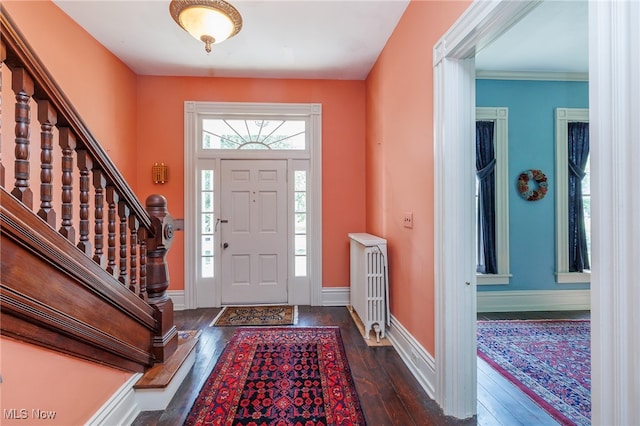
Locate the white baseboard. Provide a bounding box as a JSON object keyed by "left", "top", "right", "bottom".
{"left": 86, "top": 373, "right": 142, "bottom": 426}
{"left": 87, "top": 336, "right": 197, "bottom": 424}
{"left": 477, "top": 289, "right": 591, "bottom": 312}
{"left": 172, "top": 287, "right": 349, "bottom": 309}
{"left": 168, "top": 290, "right": 186, "bottom": 311}
{"left": 321, "top": 286, "right": 349, "bottom": 306}
{"left": 387, "top": 314, "right": 436, "bottom": 399}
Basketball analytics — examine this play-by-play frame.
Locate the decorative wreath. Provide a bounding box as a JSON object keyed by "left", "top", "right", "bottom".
{"left": 518, "top": 169, "right": 548, "bottom": 201}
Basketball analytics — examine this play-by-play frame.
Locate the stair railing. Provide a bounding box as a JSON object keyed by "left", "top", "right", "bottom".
{"left": 0, "top": 8, "right": 177, "bottom": 368}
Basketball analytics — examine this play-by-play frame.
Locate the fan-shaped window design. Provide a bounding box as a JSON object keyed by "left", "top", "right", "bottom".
{"left": 202, "top": 119, "right": 306, "bottom": 150}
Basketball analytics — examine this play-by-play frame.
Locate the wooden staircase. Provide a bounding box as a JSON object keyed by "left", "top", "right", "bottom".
{"left": 0, "top": 5, "right": 194, "bottom": 414}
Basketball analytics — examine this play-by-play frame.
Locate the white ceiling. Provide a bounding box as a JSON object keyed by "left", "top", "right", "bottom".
{"left": 52, "top": 0, "right": 411, "bottom": 80}
{"left": 52, "top": 0, "right": 588, "bottom": 80}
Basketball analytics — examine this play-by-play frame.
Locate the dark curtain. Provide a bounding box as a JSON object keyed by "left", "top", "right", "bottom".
{"left": 476, "top": 121, "right": 497, "bottom": 274}
{"left": 568, "top": 122, "right": 590, "bottom": 272}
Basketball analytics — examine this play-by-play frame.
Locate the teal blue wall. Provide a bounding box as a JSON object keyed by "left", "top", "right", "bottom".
{"left": 476, "top": 79, "right": 589, "bottom": 291}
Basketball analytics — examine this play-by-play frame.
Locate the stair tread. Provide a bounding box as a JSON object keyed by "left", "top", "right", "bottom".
{"left": 134, "top": 330, "right": 200, "bottom": 389}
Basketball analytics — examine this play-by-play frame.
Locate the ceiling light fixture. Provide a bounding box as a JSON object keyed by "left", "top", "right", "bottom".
{"left": 169, "top": 0, "right": 242, "bottom": 54}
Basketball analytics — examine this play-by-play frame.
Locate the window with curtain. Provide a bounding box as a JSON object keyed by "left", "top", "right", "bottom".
{"left": 567, "top": 122, "right": 590, "bottom": 272}
{"left": 555, "top": 108, "right": 590, "bottom": 283}
{"left": 476, "top": 107, "right": 510, "bottom": 285}
{"left": 476, "top": 120, "right": 497, "bottom": 274}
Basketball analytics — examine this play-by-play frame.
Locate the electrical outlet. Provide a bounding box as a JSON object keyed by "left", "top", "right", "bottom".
{"left": 404, "top": 212, "right": 413, "bottom": 228}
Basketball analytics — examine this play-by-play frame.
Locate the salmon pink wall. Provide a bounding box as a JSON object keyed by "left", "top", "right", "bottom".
{"left": 0, "top": 337, "right": 132, "bottom": 425}
{"left": 365, "top": 0, "right": 471, "bottom": 353}
{"left": 2, "top": 1, "right": 141, "bottom": 420}
{"left": 2, "top": 0, "right": 139, "bottom": 183}
{"left": 135, "top": 77, "right": 366, "bottom": 291}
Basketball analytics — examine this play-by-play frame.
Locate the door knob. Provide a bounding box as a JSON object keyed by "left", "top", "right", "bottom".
{"left": 223, "top": 242, "right": 229, "bottom": 249}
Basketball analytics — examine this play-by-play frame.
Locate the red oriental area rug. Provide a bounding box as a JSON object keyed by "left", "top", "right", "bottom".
{"left": 185, "top": 327, "right": 367, "bottom": 426}
{"left": 477, "top": 320, "right": 590, "bottom": 426}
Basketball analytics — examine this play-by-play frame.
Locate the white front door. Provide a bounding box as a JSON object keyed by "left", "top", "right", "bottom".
{"left": 220, "top": 159, "right": 288, "bottom": 304}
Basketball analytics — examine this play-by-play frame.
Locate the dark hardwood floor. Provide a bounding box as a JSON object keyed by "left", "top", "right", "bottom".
{"left": 133, "top": 306, "right": 473, "bottom": 425}
{"left": 132, "top": 307, "right": 589, "bottom": 426}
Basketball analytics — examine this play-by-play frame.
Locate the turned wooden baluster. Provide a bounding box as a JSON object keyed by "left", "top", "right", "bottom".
{"left": 138, "top": 227, "right": 147, "bottom": 300}
{"left": 1, "top": 41, "right": 6, "bottom": 186}
{"left": 128, "top": 215, "right": 139, "bottom": 294}
{"left": 146, "top": 194, "right": 177, "bottom": 363}
{"left": 37, "top": 101, "right": 57, "bottom": 227}
{"left": 58, "top": 128, "right": 76, "bottom": 242}
{"left": 93, "top": 170, "right": 107, "bottom": 267}
{"left": 11, "top": 68, "right": 34, "bottom": 208}
{"left": 77, "top": 150, "right": 92, "bottom": 255}
{"left": 118, "top": 200, "right": 129, "bottom": 286}
{"left": 105, "top": 186, "right": 118, "bottom": 277}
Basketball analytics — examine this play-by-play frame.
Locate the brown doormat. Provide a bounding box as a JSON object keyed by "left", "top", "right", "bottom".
{"left": 210, "top": 305, "right": 298, "bottom": 327}
{"left": 347, "top": 306, "right": 393, "bottom": 347}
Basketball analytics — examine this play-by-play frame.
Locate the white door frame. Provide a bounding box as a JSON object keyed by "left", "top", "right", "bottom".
{"left": 183, "top": 102, "right": 323, "bottom": 309}
{"left": 434, "top": 0, "right": 639, "bottom": 422}
{"left": 587, "top": 2, "right": 639, "bottom": 424}
{"left": 433, "top": 1, "right": 543, "bottom": 417}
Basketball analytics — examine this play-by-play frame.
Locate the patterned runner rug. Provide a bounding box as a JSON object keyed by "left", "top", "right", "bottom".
{"left": 185, "top": 327, "right": 366, "bottom": 425}
{"left": 210, "top": 305, "right": 298, "bottom": 326}
{"left": 477, "top": 320, "right": 590, "bottom": 426}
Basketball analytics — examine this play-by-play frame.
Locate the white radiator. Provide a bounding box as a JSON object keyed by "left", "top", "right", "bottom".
{"left": 348, "top": 233, "right": 390, "bottom": 342}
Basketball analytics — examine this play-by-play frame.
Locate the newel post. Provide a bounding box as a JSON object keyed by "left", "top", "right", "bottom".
{"left": 145, "top": 194, "right": 178, "bottom": 363}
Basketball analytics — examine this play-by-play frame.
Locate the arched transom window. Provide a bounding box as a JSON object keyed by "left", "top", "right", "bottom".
{"left": 202, "top": 119, "right": 306, "bottom": 150}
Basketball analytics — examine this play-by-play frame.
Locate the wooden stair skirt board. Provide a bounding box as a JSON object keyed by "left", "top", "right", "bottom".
{"left": 134, "top": 330, "right": 200, "bottom": 411}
